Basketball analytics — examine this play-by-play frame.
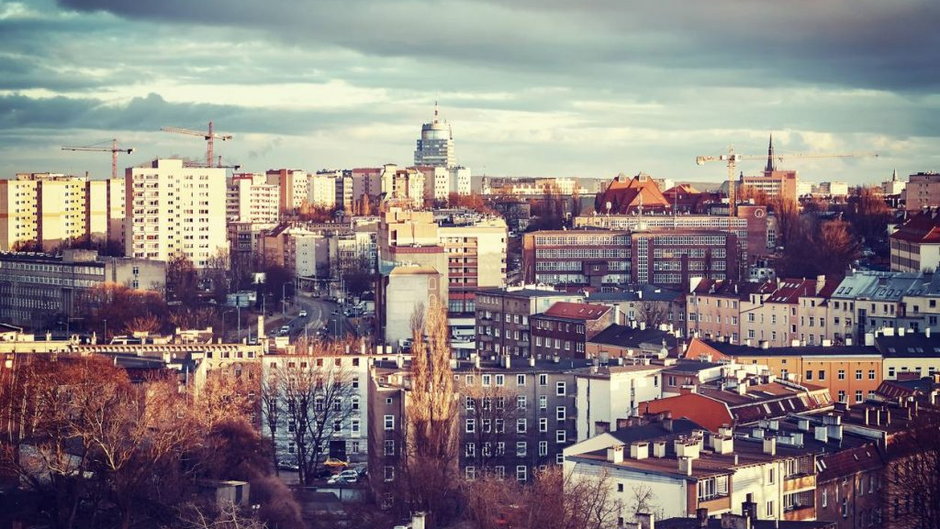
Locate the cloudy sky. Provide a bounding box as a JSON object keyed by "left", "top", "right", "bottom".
{"left": 1, "top": 0, "right": 938, "bottom": 184}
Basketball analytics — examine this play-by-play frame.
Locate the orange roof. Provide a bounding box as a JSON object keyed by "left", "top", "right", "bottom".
{"left": 541, "top": 301, "right": 611, "bottom": 321}
{"left": 595, "top": 173, "right": 670, "bottom": 213}
{"left": 682, "top": 338, "right": 733, "bottom": 362}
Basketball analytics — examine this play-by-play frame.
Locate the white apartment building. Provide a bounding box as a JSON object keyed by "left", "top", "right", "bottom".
{"left": 263, "top": 353, "right": 370, "bottom": 467}
{"left": 266, "top": 169, "right": 308, "bottom": 214}
{"left": 307, "top": 173, "right": 336, "bottom": 209}
{"left": 125, "top": 159, "right": 229, "bottom": 268}
{"left": 574, "top": 364, "right": 663, "bottom": 442}
{"left": 439, "top": 218, "right": 508, "bottom": 315}
{"left": 85, "top": 178, "right": 125, "bottom": 247}
{"left": 0, "top": 178, "right": 39, "bottom": 250}
{"left": 226, "top": 173, "right": 279, "bottom": 224}
{"left": 451, "top": 166, "right": 472, "bottom": 196}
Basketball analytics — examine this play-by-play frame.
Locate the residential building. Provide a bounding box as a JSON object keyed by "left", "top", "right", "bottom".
{"left": 307, "top": 172, "right": 337, "bottom": 209}
{"left": 413, "top": 104, "right": 456, "bottom": 168}
{"left": 84, "top": 178, "right": 126, "bottom": 248}
{"left": 586, "top": 323, "right": 682, "bottom": 360}
{"left": 573, "top": 363, "right": 664, "bottom": 441}
{"left": 585, "top": 285, "right": 686, "bottom": 329}
{"left": 125, "top": 159, "right": 228, "bottom": 267}
{"left": 261, "top": 225, "right": 327, "bottom": 278}
{"left": 530, "top": 302, "right": 616, "bottom": 359}
{"left": 902, "top": 172, "right": 940, "bottom": 211}
{"left": 686, "top": 279, "right": 747, "bottom": 344}
{"left": 263, "top": 353, "right": 370, "bottom": 467}
{"left": 890, "top": 209, "right": 940, "bottom": 272}
{"left": 738, "top": 277, "right": 838, "bottom": 348}
{"left": 438, "top": 218, "right": 507, "bottom": 316}
{"left": 876, "top": 330, "right": 940, "bottom": 380}
{"left": 226, "top": 173, "right": 279, "bottom": 223}
{"left": 266, "top": 168, "right": 308, "bottom": 214}
{"left": 381, "top": 265, "right": 445, "bottom": 346}
{"left": 0, "top": 249, "right": 165, "bottom": 328}
{"left": 475, "top": 287, "right": 584, "bottom": 358}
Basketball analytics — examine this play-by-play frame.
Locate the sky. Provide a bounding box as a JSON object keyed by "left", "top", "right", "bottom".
{"left": 0, "top": 0, "right": 938, "bottom": 185}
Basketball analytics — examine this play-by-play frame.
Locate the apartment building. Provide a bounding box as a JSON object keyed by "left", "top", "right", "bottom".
{"left": 573, "top": 363, "right": 664, "bottom": 441}
{"left": 263, "top": 353, "right": 370, "bottom": 469}
{"left": 0, "top": 249, "right": 165, "bottom": 328}
{"left": 266, "top": 168, "right": 308, "bottom": 214}
{"left": 306, "top": 172, "right": 336, "bottom": 209}
{"left": 902, "top": 172, "right": 940, "bottom": 211}
{"left": 890, "top": 209, "right": 940, "bottom": 273}
{"left": 226, "top": 173, "right": 279, "bottom": 224}
{"left": 368, "top": 355, "right": 586, "bottom": 496}
{"left": 564, "top": 417, "right": 820, "bottom": 522}
{"left": 739, "top": 278, "right": 836, "bottom": 348}
{"left": 585, "top": 323, "right": 683, "bottom": 360}
{"left": 438, "top": 218, "right": 507, "bottom": 316}
{"left": 125, "top": 159, "right": 228, "bottom": 268}
{"left": 530, "top": 302, "right": 616, "bottom": 359}
{"left": 687, "top": 279, "right": 747, "bottom": 343}
{"left": 475, "top": 287, "right": 584, "bottom": 358}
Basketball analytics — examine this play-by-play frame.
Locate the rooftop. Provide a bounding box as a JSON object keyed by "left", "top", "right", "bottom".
{"left": 538, "top": 301, "right": 611, "bottom": 321}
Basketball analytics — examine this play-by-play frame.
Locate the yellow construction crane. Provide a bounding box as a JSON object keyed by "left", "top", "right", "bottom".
{"left": 161, "top": 121, "right": 232, "bottom": 167}
{"left": 61, "top": 139, "right": 135, "bottom": 179}
{"left": 696, "top": 137, "right": 878, "bottom": 216}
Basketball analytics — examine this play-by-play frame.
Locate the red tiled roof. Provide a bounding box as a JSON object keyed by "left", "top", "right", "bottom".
{"left": 891, "top": 210, "right": 940, "bottom": 244}
{"left": 542, "top": 301, "right": 611, "bottom": 320}
{"left": 595, "top": 173, "right": 670, "bottom": 213}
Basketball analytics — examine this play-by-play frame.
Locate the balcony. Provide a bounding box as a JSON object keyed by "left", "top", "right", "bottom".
{"left": 783, "top": 474, "right": 815, "bottom": 493}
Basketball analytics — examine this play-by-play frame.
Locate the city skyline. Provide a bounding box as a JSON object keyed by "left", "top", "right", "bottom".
{"left": 0, "top": 0, "right": 938, "bottom": 183}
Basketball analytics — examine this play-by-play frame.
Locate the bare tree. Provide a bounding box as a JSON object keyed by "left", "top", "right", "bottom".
{"left": 885, "top": 413, "right": 940, "bottom": 529}
{"left": 400, "top": 297, "right": 460, "bottom": 527}
{"left": 634, "top": 300, "right": 672, "bottom": 328}
{"left": 261, "top": 353, "right": 357, "bottom": 485}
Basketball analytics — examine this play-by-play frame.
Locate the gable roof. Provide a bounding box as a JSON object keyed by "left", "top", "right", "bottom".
{"left": 891, "top": 209, "right": 940, "bottom": 244}
{"left": 595, "top": 173, "right": 670, "bottom": 213}
{"left": 539, "top": 301, "right": 611, "bottom": 321}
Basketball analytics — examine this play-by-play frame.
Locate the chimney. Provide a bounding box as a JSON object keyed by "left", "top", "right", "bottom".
{"left": 636, "top": 512, "right": 655, "bottom": 529}
{"left": 828, "top": 424, "right": 843, "bottom": 442}
{"left": 503, "top": 355, "right": 512, "bottom": 369}
{"left": 630, "top": 442, "right": 650, "bottom": 460}
{"left": 816, "top": 274, "right": 826, "bottom": 295}
{"left": 864, "top": 408, "right": 870, "bottom": 425}
{"left": 815, "top": 425, "right": 828, "bottom": 442}
{"left": 898, "top": 327, "right": 906, "bottom": 336}
{"left": 762, "top": 437, "right": 776, "bottom": 456}
{"left": 652, "top": 441, "right": 667, "bottom": 458}
{"left": 874, "top": 408, "right": 882, "bottom": 425}
{"left": 751, "top": 427, "right": 765, "bottom": 439}
{"left": 845, "top": 336, "right": 853, "bottom": 346}
{"left": 473, "top": 354, "right": 481, "bottom": 369}
{"left": 674, "top": 437, "right": 701, "bottom": 459}
{"left": 737, "top": 381, "right": 748, "bottom": 395}
{"left": 926, "top": 327, "right": 932, "bottom": 338}
{"left": 797, "top": 419, "right": 810, "bottom": 431}
{"left": 712, "top": 435, "right": 733, "bottom": 455}
{"left": 864, "top": 332, "right": 875, "bottom": 346}
{"left": 607, "top": 444, "right": 625, "bottom": 464}
{"left": 257, "top": 315, "right": 265, "bottom": 337}
{"left": 696, "top": 508, "right": 709, "bottom": 528}
{"left": 679, "top": 456, "right": 693, "bottom": 476}
{"left": 528, "top": 356, "right": 535, "bottom": 367}
{"left": 822, "top": 339, "right": 832, "bottom": 347}
{"left": 639, "top": 321, "right": 646, "bottom": 331}
{"left": 411, "top": 512, "right": 426, "bottom": 529}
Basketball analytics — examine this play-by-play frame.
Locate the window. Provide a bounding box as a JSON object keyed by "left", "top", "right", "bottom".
{"left": 384, "top": 465, "right": 395, "bottom": 482}
{"left": 351, "top": 419, "right": 360, "bottom": 435}
{"left": 556, "top": 406, "right": 566, "bottom": 421}
{"left": 868, "top": 369, "right": 876, "bottom": 380}
{"left": 384, "top": 415, "right": 395, "bottom": 430}
{"left": 465, "top": 466, "right": 476, "bottom": 480}
{"left": 466, "top": 443, "right": 476, "bottom": 457}
{"left": 495, "top": 466, "right": 505, "bottom": 479}
{"left": 495, "top": 419, "right": 505, "bottom": 433}
{"left": 768, "top": 467, "right": 775, "bottom": 484}
{"left": 384, "top": 440, "right": 395, "bottom": 455}
{"left": 838, "top": 369, "right": 845, "bottom": 380}
{"left": 855, "top": 390, "right": 863, "bottom": 403}
{"left": 618, "top": 483, "right": 624, "bottom": 492}
{"left": 805, "top": 370, "right": 813, "bottom": 381}
{"left": 556, "top": 430, "right": 566, "bottom": 443}
{"left": 482, "top": 419, "right": 491, "bottom": 433}
{"left": 466, "top": 418, "right": 476, "bottom": 433}
{"left": 496, "top": 442, "right": 505, "bottom": 455}
{"left": 821, "top": 487, "right": 828, "bottom": 508}
{"left": 539, "top": 395, "right": 547, "bottom": 409}
{"left": 855, "top": 369, "right": 862, "bottom": 380}
{"left": 818, "top": 370, "right": 826, "bottom": 381}
{"left": 539, "top": 418, "right": 548, "bottom": 432}
{"left": 539, "top": 374, "right": 548, "bottom": 386}
{"left": 333, "top": 419, "right": 342, "bottom": 433}
{"left": 516, "top": 465, "right": 527, "bottom": 482}
{"left": 766, "top": 500, "right": 774, "bottom": 517}
{"left": 517, "top": 419, "right": 527, "bottom": 433}
{"left": 539, "top": 441, "right": 548, "bottom": 456}
{"left": 495, "top": 375, "right": 504, "bottom": 386}
{"left": 351, "top": 396, "right": 360, "bottom": 410}
{"left": 465, "top": 396, "right": 475, "bottom": 410}
{"left": 516, "top": 442, "right": 527, "bottom": 457}
{"left": 556, "top": 381, "right": 566, "bottom": 396}
{"left": 517, "top": 374, "right": 526, "bottom": 386}
{"left": 482, "top": 374, "right": 491, "bottom": 386}
{"left": 698, "top": 475, "right": 729, "bottom": 501}
{"left": 838, "top": 390, "right": 846, "bottom": 402}
{"left": 517, "top": 396, "right": 527, "bottom": 409}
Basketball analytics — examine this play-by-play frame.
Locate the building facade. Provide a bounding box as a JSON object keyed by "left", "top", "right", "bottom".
{"left": 475, "top": 287, "right": 585, "bottom": 358}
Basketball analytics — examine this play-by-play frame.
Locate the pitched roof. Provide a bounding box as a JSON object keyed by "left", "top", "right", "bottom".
{"left": 539, "top": 301, "right": 611, "bottom": 321}
{"left": 594, "top": 173, "right": 670, "bottom": 213}
{"left": 891, "top": 209, "right": 940, "bottom": 244}
{"left": 588, "top": 324, "right": 679, "bottom": 350}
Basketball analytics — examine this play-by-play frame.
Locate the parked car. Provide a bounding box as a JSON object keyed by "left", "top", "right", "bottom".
{"left": 327, "top": 469, "right": 359, "bottom": 484}
{"left": 298, "top": 309, "right": 308, "bottom": 317}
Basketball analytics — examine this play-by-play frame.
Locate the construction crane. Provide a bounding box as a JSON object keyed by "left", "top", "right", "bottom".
{"left": 61, "top": 139, "right": 135, "bottom": 179}
{"left": 161, "top": 121, "right": 232, "bottom": 167}
{"left": 696, "top": 137, "right": 878, "bottom": 216}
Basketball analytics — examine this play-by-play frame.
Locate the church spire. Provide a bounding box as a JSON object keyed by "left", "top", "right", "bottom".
{"left": 892, "top": 168, "right": 898, "bottom": 182}
{"left": 765, "top": 133, "right": 776, "bottom": 173}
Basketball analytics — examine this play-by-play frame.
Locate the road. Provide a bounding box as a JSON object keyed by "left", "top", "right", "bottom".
{"left": 285, "top": 293, "right": 362, "bottom": 342}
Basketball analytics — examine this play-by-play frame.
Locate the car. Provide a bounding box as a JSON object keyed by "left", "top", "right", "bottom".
{"left": 298, "top": 310, "right": 308, "bottom": 317}
{"left": 279, "top": 325, "right": 291, "bottom": 335}
{"left": 327, "top": 469, "right": 359, "bottom": 484}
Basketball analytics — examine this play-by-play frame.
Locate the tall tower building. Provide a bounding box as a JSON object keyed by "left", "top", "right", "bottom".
{"left": 414, "top": 102, "right": 456, "bottom": 168}
{"left": 126, "top": 159, "right": 228, "bottom": 268}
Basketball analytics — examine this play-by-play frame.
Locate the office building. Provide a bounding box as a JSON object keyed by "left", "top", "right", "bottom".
{"left": 413, "top": 103, "right": 456, "bottom": 168}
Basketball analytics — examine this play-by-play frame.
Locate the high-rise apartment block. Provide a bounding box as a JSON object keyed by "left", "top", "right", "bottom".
{"left": 125, "top": 159, "right": 228, "bottom": 268}
{"left": 414, "top": 104, "right": 456, "bottom": 168}
{"left": 307, "top": 173, "right": 337, "bottom": 209}
{"left": 903, "top": 172, "right": 940, "bottom": 211}
{"left": 266, "top": 169, "right": 308, "bottom": 214}
{"left": 0, "top": 173, "right": 124, "bottom": 252}
{"left": 226, "top": 173, "right": 279, "bottom": 223}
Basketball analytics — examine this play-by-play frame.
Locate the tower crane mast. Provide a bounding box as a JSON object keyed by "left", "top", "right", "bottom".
{"left": 161, "top": 121, "right": 233, "bottom": 167}
{"left": 61, "top": 139, "right": 135, "bottom": 179}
